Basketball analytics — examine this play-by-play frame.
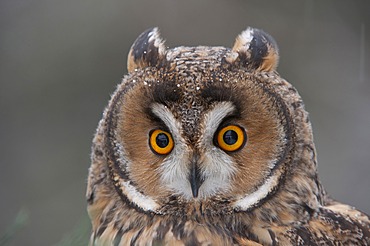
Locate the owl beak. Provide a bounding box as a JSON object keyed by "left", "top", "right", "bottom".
{"left": 189, "top": 153, "right": 203, "bottom": 198}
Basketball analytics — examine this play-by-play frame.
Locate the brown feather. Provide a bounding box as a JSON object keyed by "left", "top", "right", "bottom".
{"left": 87, "top": 27, "right": 370, "bottom": 245}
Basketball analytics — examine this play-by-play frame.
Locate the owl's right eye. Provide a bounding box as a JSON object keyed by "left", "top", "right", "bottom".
{"left": 149, "top": 129, "right": 174, "bottom": 155}
{"left": 214, "top": 124, "right": 247, "bottom": 152}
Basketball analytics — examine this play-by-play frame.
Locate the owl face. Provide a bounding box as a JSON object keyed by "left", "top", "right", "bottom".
{"left": 88, "top": 28, "right": 370, "bottom": 245}
{"left": 103, "top": 28, "right": 294, "bottom": 214}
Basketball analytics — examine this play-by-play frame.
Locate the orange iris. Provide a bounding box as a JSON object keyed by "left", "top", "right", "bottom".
{"left": 216, "top": 125, "right": 246, "bottom": 152}
{"left": 149, "top": 129, "right": 174, "bottom": 155}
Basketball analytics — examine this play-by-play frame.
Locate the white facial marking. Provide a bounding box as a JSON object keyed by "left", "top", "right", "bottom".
{"left": 120, "top": 180, "right": 160, "bottom": 211}
{"left": 113, "top": 141, "right": 160, "bottom": 212}
{"left": 160, "top": 149, "right": 192, "bottom": 199}
{"left": 151, "top": 103, "right": 182, "bottom": 143}
{"left": 150, "top": 102, "right": 240, "bottom": 200}
{"left": 202, "top": 101, "right": 236, "bottom": 145}
{"left": 198, "top": 102, "right": 237, "bottom": 198}
{"left": 198, "top": 149, "right": 235, "bottom": 197}
{"left": 233, "top": 173, "right": 280, "bottom": 210}
{"left": 151, "top": 103, "right": 193, "bottom": 199}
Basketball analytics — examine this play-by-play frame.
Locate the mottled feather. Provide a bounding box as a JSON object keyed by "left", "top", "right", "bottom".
{"left": 87, "top": 27, "right": 370, "bottom": 245}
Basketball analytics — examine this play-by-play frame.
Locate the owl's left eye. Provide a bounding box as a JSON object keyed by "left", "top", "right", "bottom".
{"left": 215, "top": 125, "right": 247, "bottom": 152}
{"left": 149, "top": 129, "right": 174, "bottom": 155}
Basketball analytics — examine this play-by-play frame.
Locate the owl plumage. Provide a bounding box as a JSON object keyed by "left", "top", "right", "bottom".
{"left": 86, "top": 27, "right": 370, "bottom": 245}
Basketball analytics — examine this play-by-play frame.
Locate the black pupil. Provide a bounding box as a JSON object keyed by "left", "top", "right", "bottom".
{"left": 223, "top": 130, "right": 238, "bottom": 145}
{"left": 156, "top": 133, "right": 169, "bottom": 148}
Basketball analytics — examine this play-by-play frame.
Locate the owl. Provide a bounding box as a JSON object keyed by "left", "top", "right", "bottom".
{"left": 86, "top": 27, "right": 370, "bottom": 245}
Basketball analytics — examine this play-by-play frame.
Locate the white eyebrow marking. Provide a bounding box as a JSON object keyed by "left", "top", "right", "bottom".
{"left": 201, "top": 101, "right": 236, "bottom": 147}
{"left": 151, "top": 103, "right": 182, "bottom": 143}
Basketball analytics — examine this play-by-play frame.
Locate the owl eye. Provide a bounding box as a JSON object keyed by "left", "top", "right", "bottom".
{"left": 215, "top": 125, "right": 247, "bottom": 152}
{"left": 149, "top": 129, "right": 174, "bottom": 155}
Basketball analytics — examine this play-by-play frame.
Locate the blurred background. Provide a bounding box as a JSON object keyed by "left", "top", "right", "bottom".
{"left": 0, "top": 0, "right": 369, "bottom": 245}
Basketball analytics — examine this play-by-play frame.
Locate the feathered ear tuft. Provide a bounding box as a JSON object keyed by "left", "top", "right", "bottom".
{"left": 228, "top": 27, "right": 279, "bottom": 72}
{"left": 127, "top": 27, "right": 167, "bottom": 73}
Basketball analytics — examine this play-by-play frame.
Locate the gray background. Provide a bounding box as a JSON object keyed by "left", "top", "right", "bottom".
{"left": 1, "top": 0, "right": 369, "bottom": 245}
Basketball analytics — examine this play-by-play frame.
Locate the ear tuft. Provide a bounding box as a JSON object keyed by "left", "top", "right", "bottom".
{"left": 127, "top": 28, "right": 167, "bottom": 73}
{"left": 230, "top": 27, "right": 279, "bottom": 71}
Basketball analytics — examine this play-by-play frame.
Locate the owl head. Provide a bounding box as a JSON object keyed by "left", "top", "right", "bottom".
{"left": 87, "top": 27, "right": 323, "bottom": 220}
